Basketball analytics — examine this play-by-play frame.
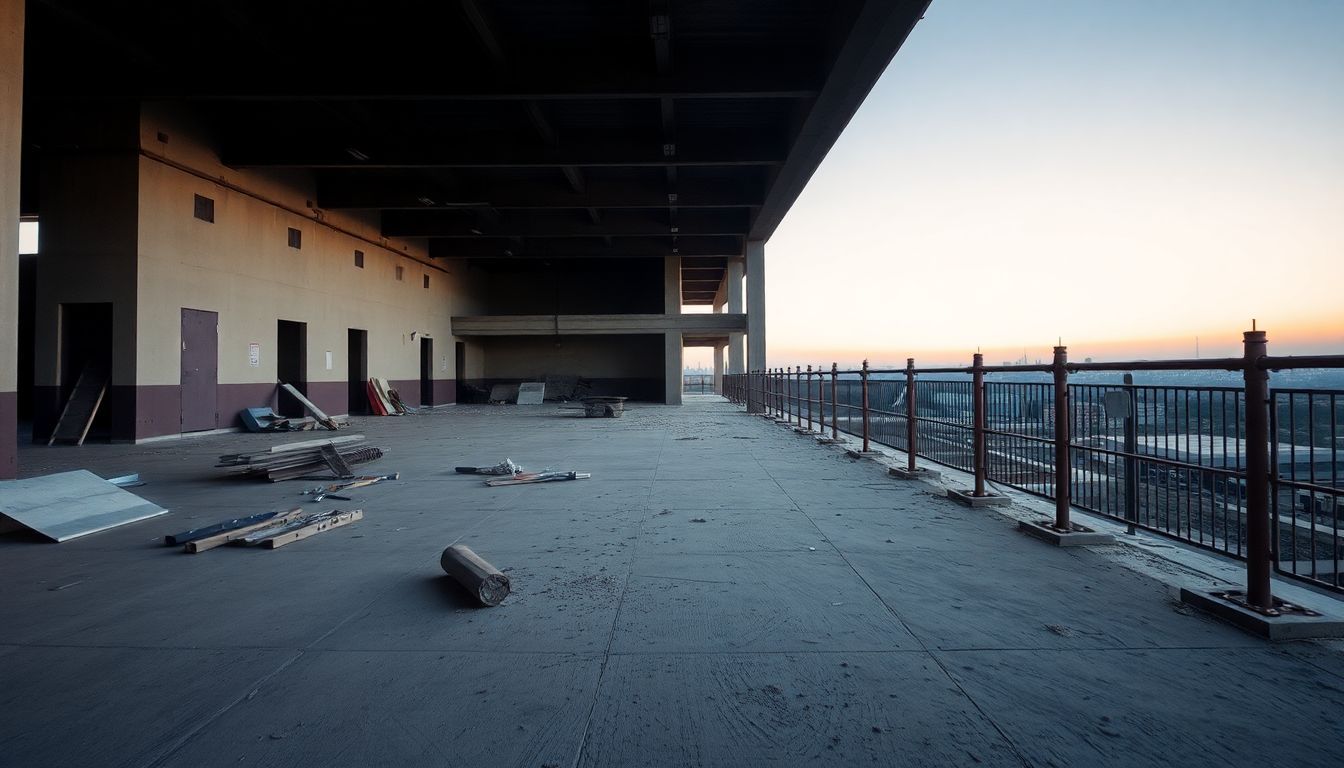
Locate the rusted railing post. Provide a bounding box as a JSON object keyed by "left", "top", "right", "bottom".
{"left": 906, "top": 357, "right": 918, "bottom": 473}
{"left": 830, "top": 363, "right": 839, "bottom": 441}
{"left": 775, "top": 368, "right": 782, "bottom": 416}
{"left": 815, "top": 365, "right": 825, "bottom": 435}
{"left": 861, "top": 359, "right": 871, "bottom": 453}
{"left": 806, "top": 365, "right": 814, "bottom": 431}
{"left": 1243, "top": 327, "right": 1272, "bottom": 609}
{"left": 1052, "top": 345, "right": 1071, "bottom": 528}
{"left": 793, "top": 366, "right": 802, "bottom": 426}
{"left": 973, "top": 352, "right": 987, "bottom": 497}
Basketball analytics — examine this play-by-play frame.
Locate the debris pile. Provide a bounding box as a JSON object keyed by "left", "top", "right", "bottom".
{"left": 367, "top": 377, "right": 414, "bottom": 416}
{"left": 216, "top": 435, "right": 385, "bottom": 482}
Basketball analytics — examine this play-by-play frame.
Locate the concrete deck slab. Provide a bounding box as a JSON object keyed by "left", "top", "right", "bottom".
{"left": 3, "top": 399, "right": 1343, "bottom": 767}
{"left": 580, "top": 651, "right": 1021, "bottom": 768}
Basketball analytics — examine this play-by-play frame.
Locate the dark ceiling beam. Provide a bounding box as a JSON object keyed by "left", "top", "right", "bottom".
{"left": 317, "top": 178, "right": 764, "bottom": 210}
{"left": 224, "top": 140, "right": 786, "bottom": 169}
{"left": 749, "top": 0, "right": 929, "bottom": 241}
{"left": 383, "top": 208, "right": 748, "bottom": 239}
{"left": 430, "top": 235, "right": 743, "bottom": 260}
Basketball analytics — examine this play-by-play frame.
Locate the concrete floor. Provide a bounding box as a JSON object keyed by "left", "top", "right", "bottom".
{"left": 3, "top": 397, "right": 1344, "bottom": 768}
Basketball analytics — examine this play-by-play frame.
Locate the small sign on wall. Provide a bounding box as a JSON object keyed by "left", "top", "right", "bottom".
{"left": 248, "top": 343, "right": 260, "bottom": 368}
{"left": 325, "top": 350, "right": 333, "bottom": 370}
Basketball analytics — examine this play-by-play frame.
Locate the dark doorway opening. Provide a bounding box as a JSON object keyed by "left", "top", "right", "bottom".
{"left": 454, "top": 342, "right": 466, "bottom": 404}
{"left": 180, "top": 308, "right": 219, "bottom": 432}
{"left": 348, "top": 328, "right": 368, "bottom": 415}
{"left": 419, "top": 336, "right": 434, "bottom": 407}
{"left": 58, "top": 302, "right": 113, "bottom": 440}
{"left": 276, "top": 319, "right": 307, "bottom": 417}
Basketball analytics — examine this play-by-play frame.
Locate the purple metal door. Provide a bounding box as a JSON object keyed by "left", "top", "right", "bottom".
{"left": 180, "top": 308, "right": 218, "bottom": 432}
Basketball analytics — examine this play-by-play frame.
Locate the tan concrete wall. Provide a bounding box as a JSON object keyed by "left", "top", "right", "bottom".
{"left": 135, "top": 156, "right": 458, "bottom": 388}
{"left": 125, "top": 105, "right": 475, "bottom": 431}
{"left": 0, "top": 0, "right": 22, "bottom": 474}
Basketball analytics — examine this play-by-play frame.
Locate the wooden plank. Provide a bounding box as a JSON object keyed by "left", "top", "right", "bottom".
{"left": 185, "top": 508, "right": 307, "bottom": 553}
{"left": 266, "top": 435, "right": 365, "bottom": 454}
{"left": 485, "top": 471, "right": 590, "bottom": 486}
{"left": 49, "top": 363, "right": 109, "bottom": 446}
{"left": 259, "top": 509, "right": 363, "bottom": 549}
{"left": 280, "top": 383, "right": 338, "bottom": 430}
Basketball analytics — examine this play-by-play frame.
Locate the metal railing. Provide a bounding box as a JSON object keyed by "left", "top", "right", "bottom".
{"left": 723, "top": 327, "right": 1344, "bottom": 604}
{"left": 682, "top": 374, "right": 714, "bottom": 394}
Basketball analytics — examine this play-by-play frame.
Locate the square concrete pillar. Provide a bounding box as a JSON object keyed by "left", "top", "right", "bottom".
{"left": 745, "top": 241, "right": 765, "bottom": 413}
{"left": 664, "top": 255, "right": 681, "bottom": 315}
{"left": 664, "top": 331, "right": 683, "bottom": 405}
{"left": 726, "top": 259, "right": 744, "bottom": 376}
{"left": 0, "top": 0, "right": 24, "bottom": 478}
{"left": 713, "top": 344, "right": 724, "bottom": 394}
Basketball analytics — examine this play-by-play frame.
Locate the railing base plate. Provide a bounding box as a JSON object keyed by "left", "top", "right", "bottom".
{"left": 946, "top": 488, "right": 1011, "bottom": 507}
{"left": 845, "top": 449, "right": 884, "bottom": 459}
{"left": 1178, "top": 588, "right": 1344, "bottom": 640}
{"left": 1017, "top": 519, "right": 1114, "bottom": 546}
{"left": 889, "top": 466, "right": 940, "bottom": 481}
{"left": 792, "top": 427, "right": 818, "bottom": 435}
{"left": 815, "top": 437, "right": 842, "bottom": 445}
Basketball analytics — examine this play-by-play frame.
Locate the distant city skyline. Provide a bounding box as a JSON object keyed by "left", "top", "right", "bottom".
{"left": 762, "top": 0, "right": 1343, "bottom": 367}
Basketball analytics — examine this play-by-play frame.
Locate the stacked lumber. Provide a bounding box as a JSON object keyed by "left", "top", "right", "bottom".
{"left": 216, "top": 434, "right": 385, "bottom": 482}
{"left": 165, "top": 507, "right": 364, "bottom": 553}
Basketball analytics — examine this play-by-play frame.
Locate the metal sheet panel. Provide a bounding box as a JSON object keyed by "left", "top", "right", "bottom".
{"left": 0, "top": 470, "right": 169, "bottom": 542}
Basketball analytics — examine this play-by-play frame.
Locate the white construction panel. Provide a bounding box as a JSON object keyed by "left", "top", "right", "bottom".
{"left": 0, "top": 470, "right": 169, "bottom": 542}
{"left": 516, "top": 382, "right": 546, "bottom": 405}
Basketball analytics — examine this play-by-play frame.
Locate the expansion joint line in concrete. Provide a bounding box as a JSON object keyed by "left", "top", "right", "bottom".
{"left": 135, "top": 512, "right": 503, "bottom": 768}
{"left": 569, "top": 424, "right": 667, "bottom": 767}
{"left": 750, "top": 449, "right": 1037, "bottom": 768}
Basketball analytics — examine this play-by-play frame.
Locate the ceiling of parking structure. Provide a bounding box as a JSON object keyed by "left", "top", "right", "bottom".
{"left": 22, "top": 0, "right": 928, "bottom": 304}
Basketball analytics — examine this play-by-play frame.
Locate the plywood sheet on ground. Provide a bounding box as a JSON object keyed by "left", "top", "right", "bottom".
{"left": 0, "top": 470, "right": 168, "bottom": 542}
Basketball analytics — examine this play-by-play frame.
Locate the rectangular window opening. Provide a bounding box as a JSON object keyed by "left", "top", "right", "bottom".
{"left": 193, "top": 194, "right": 214, "bottom": 223}
{"left": 354, "top": 250, "right": 364, "bottom": 268}
{"left": 423, "top": 274, "right": 430, "bottom": 289}
{"left": 395, "top": 265, "right": 404, "bottom": 281}
{"left": 287, "top": 227, "right": 302, "bottom": 249}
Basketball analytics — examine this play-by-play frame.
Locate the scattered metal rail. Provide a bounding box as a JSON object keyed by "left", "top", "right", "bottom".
{"left": 723, "top": 326, "right": 1344, "bottom": 606}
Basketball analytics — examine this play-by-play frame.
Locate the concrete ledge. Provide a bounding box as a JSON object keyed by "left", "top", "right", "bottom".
{"left": 792, "top": 427, "right": 818, "bottom": 436}
{"left": 845, "top": 449, "right": 884, "bottom": 459}
{"left": 947, "top": 488, "right": 1011, "bottom": 507}
{"left": 1017, "top": 519, "right": 1114, "bottom": 546}
{"left": 815, "top": 436, "right": 842, "bottom": 445}
{"left": 888, "top": 465, "right": 940, "bottom": 481}
{"left": 1179, "top": 588, "right": 1344, "bottom": 640}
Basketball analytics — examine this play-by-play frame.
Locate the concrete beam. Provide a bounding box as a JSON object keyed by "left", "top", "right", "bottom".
{"left": 0, "top": 0, "right": 23, "bottom": 477}
{"left": 746, "top": 240, "right": 766, "bottom": 412}
{"left": 451, "top": 313, "right": 747, "bottom": 337}
{"left": 726, "top": 259, "right": 744, "bottom": 375}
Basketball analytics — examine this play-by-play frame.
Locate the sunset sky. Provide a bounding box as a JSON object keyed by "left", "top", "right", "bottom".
{"left": 755, "top": 0, "right": 1344, "bottom": 369}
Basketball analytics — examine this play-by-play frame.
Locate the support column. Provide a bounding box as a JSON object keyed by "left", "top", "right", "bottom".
{"left": 664, "top": 255, "right": 681, "bottom": 315}
{"left": 712, "top": 344, "right": 724, "bottom": 394}
{"left": 726, "top": 259, "right": 744, "bottom": 376}
{"left": 664, "top": 331, "right": 683, "bottom": 406}
{"left": 745, "top": 241, "right": 766, "bottom": 413}
{"left": 0, "top": 0, "right": 24, "bottom": 478}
